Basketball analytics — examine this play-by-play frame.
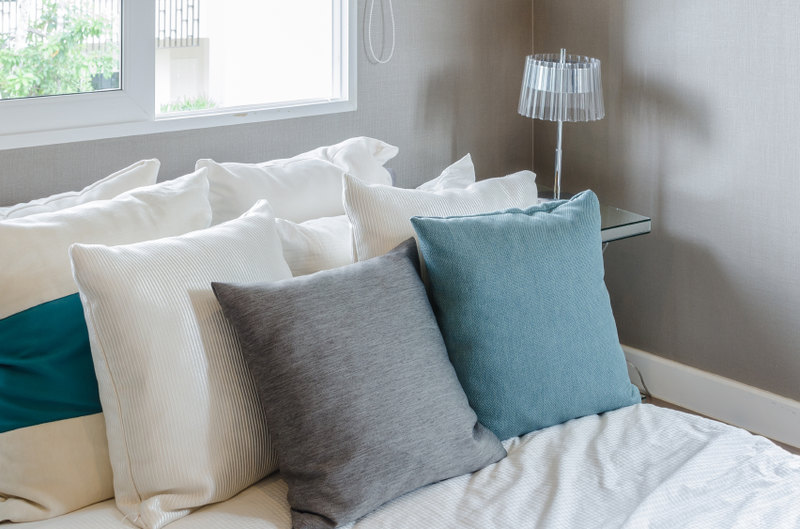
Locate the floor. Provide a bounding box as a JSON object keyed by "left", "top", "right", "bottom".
{"left": 648, "top": 397, "right": 800, "bottom": 456}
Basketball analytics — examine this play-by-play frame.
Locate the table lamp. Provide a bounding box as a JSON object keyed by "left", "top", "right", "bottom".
{"left": 518, "top": 49, "right": 605, "bottom": 199}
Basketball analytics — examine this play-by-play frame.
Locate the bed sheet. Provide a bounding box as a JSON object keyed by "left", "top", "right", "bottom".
{"left": 15, "top": 404, "right": 800, "bottom": 529}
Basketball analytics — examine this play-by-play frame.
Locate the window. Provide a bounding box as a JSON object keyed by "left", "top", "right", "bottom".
{"left": 156, "top": 1, "right": 341, "bottom": 117}
{"left": 0, "top": 0, "right": 121, "bottom": 99}
{"left": 0, "top": 0, "right": 355, "bottom": 150}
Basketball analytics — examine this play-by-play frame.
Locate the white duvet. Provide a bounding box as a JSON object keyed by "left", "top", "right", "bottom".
{"left": 18, "top": 404, "right": 800, "bottom": 529}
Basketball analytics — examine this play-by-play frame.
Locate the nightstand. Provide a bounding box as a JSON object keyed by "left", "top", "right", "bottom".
{"left": 599, "top": 204, "right": 651, "bottom": 243}
{"left": 537, "top": 190, "right": 651, "bottom": 243}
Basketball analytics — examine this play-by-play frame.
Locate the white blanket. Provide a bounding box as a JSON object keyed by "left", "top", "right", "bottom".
{"left": 18, "top": 404, "right": 800, "bottom": 529}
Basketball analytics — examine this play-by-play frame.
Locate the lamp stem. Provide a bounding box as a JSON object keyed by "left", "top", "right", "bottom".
{"left": 555, "top": 119, "right": 563, "bottom": 199}
{"left": 554, "top": 48, "right": 567, "bottom": 200}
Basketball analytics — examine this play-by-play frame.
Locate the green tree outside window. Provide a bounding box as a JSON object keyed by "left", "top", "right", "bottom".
{"left": 0, "top": 0, "right": 119, "bottom": 100}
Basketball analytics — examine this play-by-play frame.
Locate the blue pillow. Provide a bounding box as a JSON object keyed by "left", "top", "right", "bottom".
{"left": 411, "top": 190, "right": 640, "bottom": 440}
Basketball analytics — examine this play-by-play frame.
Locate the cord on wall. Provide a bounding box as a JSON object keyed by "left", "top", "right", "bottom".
{"left": 366, "top": 0, "right": 395, "bottom": 64}
{"left": 627, "top": 360, "right": 652, "bottom": 402}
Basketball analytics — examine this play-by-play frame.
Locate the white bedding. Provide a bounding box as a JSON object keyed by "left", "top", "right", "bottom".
{"left": 17, "top": 404, "right": 800, "bottom": 529}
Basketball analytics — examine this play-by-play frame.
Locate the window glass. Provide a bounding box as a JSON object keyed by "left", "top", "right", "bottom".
{"left": 0, "top": 0, "right": 121, "bottom": 100}
{"left": 156, "top": 0, "right": 335, "bottom": 116}
{"left": 0, "top": 0, "right": 354, "bottom": 149}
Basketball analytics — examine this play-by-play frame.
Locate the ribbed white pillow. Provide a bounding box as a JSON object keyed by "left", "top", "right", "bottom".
{"left": 0, "top": 169, "right": 211, "bottom": 524}
{"left": 196, "top": 136, "right": 398, "bottom": 225}
{"left": 0, "top": 159, "right": 160, "bottom": 219}
{"left": 344, "top": 170, "right": 538, "bottom": 261}
{"left": 70, "top": 202, "right": 292, "bottom": 529}
{"left": 276, "top": 154, "right": 477, "bottom": 276}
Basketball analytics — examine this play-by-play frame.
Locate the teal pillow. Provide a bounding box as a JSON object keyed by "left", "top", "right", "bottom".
{"left": 411, "top": 190, "right": 640, "bottom": 440}
{"left": 0, "top": 294, "right": 101, "bottom": 433}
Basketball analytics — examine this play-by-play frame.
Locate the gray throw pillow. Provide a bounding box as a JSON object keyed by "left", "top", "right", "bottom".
{"left": 213, "top": 239, "right": 506, "bottom": 529}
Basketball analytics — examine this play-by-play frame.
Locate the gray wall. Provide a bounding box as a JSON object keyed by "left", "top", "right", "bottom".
{"left": 0, "top": 0, "right": 532, "bottom": 206}
{"left": 535, "top": 0, "right": 800, "bottom": 400}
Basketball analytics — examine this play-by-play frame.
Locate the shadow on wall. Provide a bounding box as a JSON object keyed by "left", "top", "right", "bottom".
{"left": 615, "top": 72, "right": 712, "bottom": 215}
{"left": 606, "top": 232, "right": 798, "bottom": 394}
{"left": 607, "top": 70, "right": 798, "bottom": 394}
{"left": 418, "top": 67, "right": 531, "bottom": 185}
{"left": 416, "top": 1, "right": 531, "bottom": 184}
{"left": 420, "top": 68, "right": 462, "bottom": 167}
{"left": 608, "top": 72, "right": 710, "bottom": 343}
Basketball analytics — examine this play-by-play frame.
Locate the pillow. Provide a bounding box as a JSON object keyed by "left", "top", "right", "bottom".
{"left": 415, "top": 153, "right": 475, "bottom": 192}
{"left": 212, "top": 239, "right": 506, "bottom": 529}
{"left": 0, "top": 169, "right": 212, "bottom": 523}
{"left": 275, "top": 154, "right": 477, "bottom": 276}
{"left": 196, "top": 136, "right": 397, "bottom": 225}
{"left": 70, "top": 202, "right": 292, "bottom": 529}
{"left": 0, "top": 159, "right": 160, "bottom": 219}
{"left": 344, "top": 169, "right": 538, "bottom": 260}
{"left": 290, "top": 135, "right": 398, "bottom": 182}
{"left": 276, "top": 215, "right": 353, "bottom": 276}
{"left": 410, "top": 190, "right": 641, "bottom": 441}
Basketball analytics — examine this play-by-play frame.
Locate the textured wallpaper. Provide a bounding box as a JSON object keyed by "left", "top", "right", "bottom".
{"left": 535, "top": 0, "right": 800, "bottom": 401}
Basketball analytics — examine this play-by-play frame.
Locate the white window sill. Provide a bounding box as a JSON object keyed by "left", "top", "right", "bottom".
{"left": 0, "top": 97, "right": 357, "bottom": 151}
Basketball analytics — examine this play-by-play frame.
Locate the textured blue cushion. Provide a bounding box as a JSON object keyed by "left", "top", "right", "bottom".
{"left": 411, "top": 190, "right": 641, "bottom": 440}
{"left": 0, "top": 293, "right": 101, "bottom": 433}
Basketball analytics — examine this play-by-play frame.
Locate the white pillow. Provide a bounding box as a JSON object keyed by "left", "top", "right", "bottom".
{"left": 276, "top": 215, "right": 354, "bottom": 276}
{"left": 196, "top": 136, "right": 397, "bottom": 225}
{"left": 1, "top": 169, "right": 210, "bottom": 319}
{"left": 0, "top": 159, "right": 160, "bottom": 219}
{"left": 0, "top": 169, "right": 211, "bottom": 524}
{"left": 197, "top": 157, "right": 345, "bottom": 225}
{"left": 276, "top": 154, "right": 477, "bottom": 276}
{"left": 344, "top": 170, "right": 538, "bottom": 261}
{"left": 289, "top": 135, "right": 398, "bottom": 182}
{"left": 416, "top": 153, "right": 475, "bottom": 192}
{"left": 70, "top": 202, "right": 292, "bottom": 529}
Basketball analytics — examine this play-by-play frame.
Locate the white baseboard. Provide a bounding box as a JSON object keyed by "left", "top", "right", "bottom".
{"left": 623, "top": 345, "right": 800, "bottom": 449}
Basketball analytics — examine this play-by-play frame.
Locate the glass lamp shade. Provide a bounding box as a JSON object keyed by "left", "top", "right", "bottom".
{"left": 518, "top": 52, "right": 605, "bottom": 122}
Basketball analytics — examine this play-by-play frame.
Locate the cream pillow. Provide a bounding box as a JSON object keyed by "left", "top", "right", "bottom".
{"left": 0, "top": 159, "right": 160, "bottom": 219}
{"left": 276, "top": 153, "right": 477, "bottom": 276}
{"left": 0, "top": 169, "right": 211, "bottom": 523}
{"left": 70, "top": 202, "right": 292, "bottom": 529}
{"left": 196, "top": 136, "right": 397, "bottom": 225}
{"left": 344, "top": 170, "right": 538, "bottom": 261}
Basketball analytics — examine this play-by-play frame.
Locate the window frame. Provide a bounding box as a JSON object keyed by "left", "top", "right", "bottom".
{"left": 0, "top": 0, "right": 356, "bottom": 151}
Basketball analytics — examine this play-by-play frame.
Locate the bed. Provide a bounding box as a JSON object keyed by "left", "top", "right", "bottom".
{"left": 14, "top": 405, "right": 800, "bottom": 528}
{"left": 2, "top": 137, "right": 799, "bottom": 529}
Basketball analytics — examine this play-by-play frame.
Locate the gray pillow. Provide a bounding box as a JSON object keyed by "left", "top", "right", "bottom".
{"left": 212, "top": 239, "right": 506, "bottom": 529}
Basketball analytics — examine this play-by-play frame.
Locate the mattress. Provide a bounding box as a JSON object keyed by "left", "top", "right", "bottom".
{"left": 17, "top": 404, "right": 800, "bottom": 529}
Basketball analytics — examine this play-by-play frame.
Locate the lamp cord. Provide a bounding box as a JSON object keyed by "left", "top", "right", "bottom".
{"left": 627, "top": 360, "right": 652, "bottom": 402}
{"left": 366, "top": 0, "right": 395, "bottom": 64}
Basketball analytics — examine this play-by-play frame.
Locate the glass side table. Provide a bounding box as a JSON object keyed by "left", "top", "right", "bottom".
{"left": 599, "top": 204, "right": 651, "bottom": 243}
{"left": 538, "top": 189, "right": 651, "bottom": 243}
